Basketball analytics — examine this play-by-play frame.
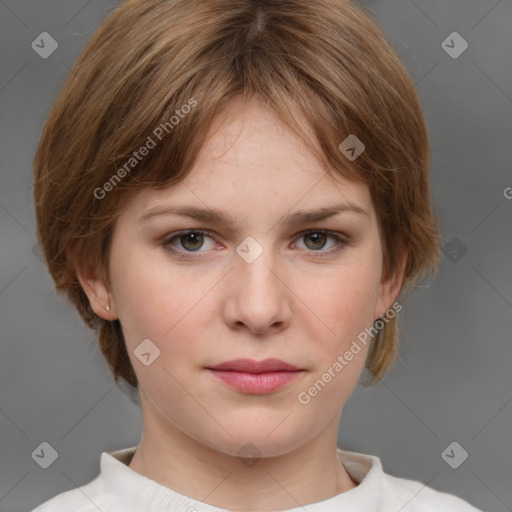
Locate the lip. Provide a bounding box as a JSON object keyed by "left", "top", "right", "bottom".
{"left": 205, "top": 358, "right": 304, "bottom": 394}
{"left": 207, "top": 358, "right": 301, "bottom": 373}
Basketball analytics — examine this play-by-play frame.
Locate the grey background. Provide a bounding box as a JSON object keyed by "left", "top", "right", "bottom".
{"left": 0, "top": 0, "right": 511, "bottom": 511}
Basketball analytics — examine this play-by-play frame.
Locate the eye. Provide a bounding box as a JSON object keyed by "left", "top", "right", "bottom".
{"left": 161, "top": 228, "right": 351, "bottom": 260}
{"left": 162, "top": 230, "right": 217, "bottom": 258}
{"left": 293, "top": 229, "right": 349, "bottom": 257}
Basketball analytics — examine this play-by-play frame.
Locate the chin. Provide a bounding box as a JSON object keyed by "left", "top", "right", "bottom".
{"left": 200, "top": 420, "right": 307, "bottom": 460}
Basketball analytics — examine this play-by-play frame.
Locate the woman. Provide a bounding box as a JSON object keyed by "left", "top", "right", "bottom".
{"left": 31, "top": 0, "right": 481, "bottom": 510}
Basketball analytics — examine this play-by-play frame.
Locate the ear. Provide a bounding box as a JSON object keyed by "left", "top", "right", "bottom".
{"left": 373, "top": 244, "right": 408, "bottom": 320}
{"left": 68, "top": 246, "right": 118, "bottom": 321}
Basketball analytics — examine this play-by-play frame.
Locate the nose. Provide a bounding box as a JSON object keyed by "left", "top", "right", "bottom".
{"left": 223, "top": 241, "right": 292, "bottom": 336}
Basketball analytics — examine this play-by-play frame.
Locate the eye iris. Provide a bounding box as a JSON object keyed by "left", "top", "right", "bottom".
{"left": 305, "top": 232, "right": 326, "bottom": 250}
{"left": 181, "top": 232, "right": 203, "bottom": 251}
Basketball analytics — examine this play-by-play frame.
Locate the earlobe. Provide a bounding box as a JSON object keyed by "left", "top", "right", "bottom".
{"left": 374, "top": 246, "right": 408, "bottom": 320}
{"left": 68, "top": 246, "right": 116, "bottom": 321}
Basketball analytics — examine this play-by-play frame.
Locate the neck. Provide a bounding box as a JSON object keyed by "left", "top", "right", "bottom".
{"left": 128, "top": 397, "right": 358, "bottom": 510}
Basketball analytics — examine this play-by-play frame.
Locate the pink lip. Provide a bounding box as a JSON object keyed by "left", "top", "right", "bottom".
{"left": 207, "top": 370, "right": 303, "bottom": 394}
{"left": 207, "top": 358, "right": 301, "bottom": 373}
{"left": 205, "top": 358, "right": 304, "bottom": 394}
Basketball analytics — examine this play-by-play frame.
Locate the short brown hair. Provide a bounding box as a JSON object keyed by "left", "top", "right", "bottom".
{"left": 33, "top": 0, "right": 441, "bottom": 390}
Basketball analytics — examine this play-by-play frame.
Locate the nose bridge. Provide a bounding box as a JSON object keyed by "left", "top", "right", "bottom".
{"left": 228, "top": 235, "right": 290, "bottom": 332}
{"left": 235, "top": 235, "right": 280, "bottom": 295}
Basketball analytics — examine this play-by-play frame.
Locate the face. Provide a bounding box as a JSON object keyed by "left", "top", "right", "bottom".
{"left": 79, "top": 96, "right": 403, "bottom": 459}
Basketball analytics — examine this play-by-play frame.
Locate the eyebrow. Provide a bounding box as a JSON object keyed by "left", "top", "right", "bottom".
{"left": 138, "top": 203, "right": 368, "bottom": 227}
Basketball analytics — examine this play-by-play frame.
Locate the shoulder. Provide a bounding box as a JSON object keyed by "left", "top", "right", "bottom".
{"left": 29, "top": 448, "right": 138, "bottom": 512}
{"left": 382, "top": 472, "right": 482, "bottom": 511}
{"left": 30, "top": 487, "right": 99, "bottom": 512}
{"left": 29, "top": 472, "right": 109, "bottom": 512}
{"left": 338, "top": 448, "right": 482, "bottom": 511}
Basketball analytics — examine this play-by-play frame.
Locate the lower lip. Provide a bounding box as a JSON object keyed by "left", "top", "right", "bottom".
{"left": 207, "top": 369, "right": 303, "bottom": 394}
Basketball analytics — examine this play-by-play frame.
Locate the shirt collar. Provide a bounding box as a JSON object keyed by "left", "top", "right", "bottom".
{"left": 100, "top": 445, "right": 384, "bottom": 511}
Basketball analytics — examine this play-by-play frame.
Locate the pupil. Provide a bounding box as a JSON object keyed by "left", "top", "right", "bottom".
{"left": 182, "top": 233, "right": 202, "bottom": 251}
{"left": 307, "top": 233, "right": 325, "bottom": 250}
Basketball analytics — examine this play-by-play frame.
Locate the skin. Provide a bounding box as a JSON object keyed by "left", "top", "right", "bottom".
{"left": 76, "top": 95, "right": 406, "bottom": 510}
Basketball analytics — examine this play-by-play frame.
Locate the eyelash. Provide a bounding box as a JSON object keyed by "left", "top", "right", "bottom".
{"left": 161, "top": 229, "right": 353, "bottom": 260}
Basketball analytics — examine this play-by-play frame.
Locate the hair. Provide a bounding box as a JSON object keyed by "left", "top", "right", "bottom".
{"left": 33, "top": 0, "right": 441, "bottom": 390}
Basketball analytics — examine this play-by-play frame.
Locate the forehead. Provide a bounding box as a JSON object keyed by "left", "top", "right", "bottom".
{"left": 120, "top": 97, "right": 375, "bottom": 227}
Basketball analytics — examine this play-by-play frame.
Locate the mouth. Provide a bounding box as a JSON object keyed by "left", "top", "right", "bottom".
{"left": 205, "top": 358, "right": 304, "bottom": 394}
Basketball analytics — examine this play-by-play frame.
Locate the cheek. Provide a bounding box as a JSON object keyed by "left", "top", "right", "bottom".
{"left": 110, "top": 246, "right": 217, "bottom": 357}
{"left": 294, "top": 267, "right": 377, "bottom": 410}
{"left": 297, "top": 259, "right": 381, "bottom": 339}
{"left": 109, "top": 245, "right": 176, "bottom": 339}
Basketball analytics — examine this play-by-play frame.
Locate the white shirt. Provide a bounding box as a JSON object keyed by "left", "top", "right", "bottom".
{"left": 31, "top": 446, "right": 482, "bottom": 511}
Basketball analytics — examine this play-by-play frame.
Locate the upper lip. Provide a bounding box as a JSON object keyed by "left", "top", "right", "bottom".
{"left": 206, "top": 358, "right": 302, "bottom": 373}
